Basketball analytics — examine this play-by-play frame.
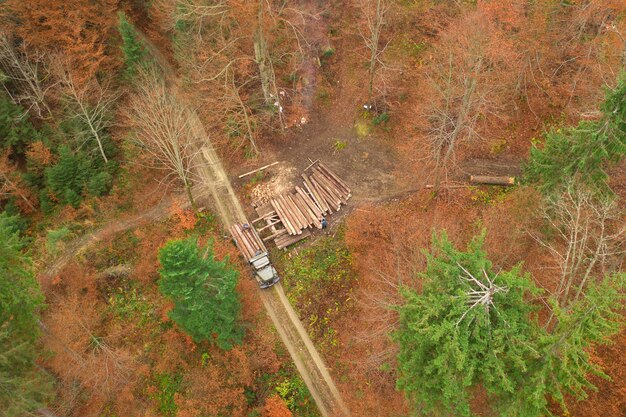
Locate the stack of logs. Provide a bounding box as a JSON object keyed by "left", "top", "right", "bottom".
{"left": 253, "top": 162, "right": 351, "bottom": 249}
{"left": 229, "top": 223, "right": 265, "bottom": 260}
{"left": 270, "top": 162, "right": 351, "bottom": 236}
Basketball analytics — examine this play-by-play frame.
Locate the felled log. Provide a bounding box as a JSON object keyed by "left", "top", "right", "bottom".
{"left": 469, "top": 175, "right": 516, "bottom": 186}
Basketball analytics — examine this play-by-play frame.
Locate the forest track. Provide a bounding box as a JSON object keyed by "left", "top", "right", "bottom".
{"left": 39, "top": 195, "right": 190, "bottom": 286}
{"left": 139, "top": 32, "right": 352, "bottom": 417}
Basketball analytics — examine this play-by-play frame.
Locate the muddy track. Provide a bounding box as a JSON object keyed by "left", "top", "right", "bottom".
{"left": 139, "top": 33, "right": 351, "bottom": 417}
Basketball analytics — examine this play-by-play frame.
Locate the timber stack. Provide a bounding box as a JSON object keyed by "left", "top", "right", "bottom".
{"left": 252, "top": 161, "right": 351, "bottom": 249}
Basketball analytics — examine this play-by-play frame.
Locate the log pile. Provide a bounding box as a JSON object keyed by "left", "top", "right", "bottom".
{"left": 230, "top": 223, "right": 266, "bottom": 260}
{"left": 252, "top": 161, "right": 351, "bottom": 249}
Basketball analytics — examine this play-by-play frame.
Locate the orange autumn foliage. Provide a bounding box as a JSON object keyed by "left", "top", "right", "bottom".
{"left": 5, "top": 0, "right": 119, "bottom": 85}
{"left": 170, "top": 200, "right": 196, "bottom": 231}
{"left": 262, "top": 395, "right": 293, "bottom": 417}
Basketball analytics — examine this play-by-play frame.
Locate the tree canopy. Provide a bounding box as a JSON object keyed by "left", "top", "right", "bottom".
{"left": 0, "top": 211, "right": 50, "bottom": 415}
{"left": 526, "top": 73, "right": 626, "bottom": 194}
{"left": 158, "top": 237, "right": 244, "bottom": 350}
{"left": 395, "top": 231, "right": 625, "bottom": 417}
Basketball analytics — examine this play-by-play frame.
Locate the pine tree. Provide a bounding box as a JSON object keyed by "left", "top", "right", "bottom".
{"left": 45, "top": 145, "right": 89, "bottom": 207}
{"left": 158, "top": 238, "right": 244, "bottom": 350}
{"left": 118, "top": 12, "right": 147, "bottom": 79}
{"left": 0, "top": 211, "right": 51, "bottom": 415}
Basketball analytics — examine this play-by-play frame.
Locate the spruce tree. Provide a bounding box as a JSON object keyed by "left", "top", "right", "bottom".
{"left": 0, "top": 212, "right": 51, "bottom": 415}
{"left": 395, "top": 231, "right": 625, "bottom": 417}
{"left": 526, "top": 73, "right": 626, "bottom": 194}
{"left": 118, "top": 12, "right": 147, "bottom": 79}
{"left": 0, "top": 95, "right": 40, "bottom": 155}
{"left": 45, "top": 145, "right": 89, "bottom": 207}
{"left": 395, "top": 231, "right": 541, "bottom": 417}
{"left": 158, "top": 238, "right": 244, "bottom": 350}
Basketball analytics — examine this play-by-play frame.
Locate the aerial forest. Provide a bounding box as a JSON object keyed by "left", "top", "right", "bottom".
{"left": 0, "top": 1, "right": 624, "bottom": 417}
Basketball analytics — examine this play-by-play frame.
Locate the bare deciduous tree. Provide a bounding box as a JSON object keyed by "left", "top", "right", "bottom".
{"left": 55, "top": 61, "right": 119, "bottom": 163}
{"left": 254, "top": 0, "right": 285, "bottom": 129}
{"left": 128, "top": 68, "right": 201, "bottom": 209}
{"left": 0, "top": 32, "right": 54, "bottom": 119}
{"left": 425, "top": 12, "right": 516, "bottom": 190}
{"left": 529, "top": 185, "right": 624, "bottom": 324}
{"left": 359, "top": 0, "right": 390, "bottom": 101}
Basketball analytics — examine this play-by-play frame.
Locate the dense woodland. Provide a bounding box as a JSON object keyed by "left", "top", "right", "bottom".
{"left": 1, "top": 1, "right": 625, "bottom": 417}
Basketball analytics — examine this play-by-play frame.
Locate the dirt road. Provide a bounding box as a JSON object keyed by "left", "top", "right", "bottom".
{"left": 141, "top": 33, "right": 351, "bottom": 417}
{"left": 39, "top": 195, "right": 189, "bottom": 287}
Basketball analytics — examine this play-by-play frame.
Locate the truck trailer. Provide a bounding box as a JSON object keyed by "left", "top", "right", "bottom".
{"left": 230, "top": 222, "right": 280, "bottom": 289}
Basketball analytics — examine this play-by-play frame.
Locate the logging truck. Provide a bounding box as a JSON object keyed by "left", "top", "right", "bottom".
{"left": 230, "top": 222, "right": 280, "bottom": 289}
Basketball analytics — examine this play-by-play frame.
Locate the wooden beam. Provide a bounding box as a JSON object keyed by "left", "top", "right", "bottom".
{"left": 304, "top": 159, "right": 320, "bottom": 172}
{"left": 279, "top": 195, "right": 304, "bottom": 234}
{"left": 296, "top": 186, "right": 323, "bottom": 219}
{"left": 319, "top": 162, "right": 351, "bottom": 194}
{"left": 271, "top": 199, "right": 296, "bottom": 235}
{"left": 263, "top": 229, "right": 287, "bottom": 242}
{"left": 311, "top": 175, "right": 340, "bottom": 209}
{"left": 312, "top": 170, "right": 346, "bottom": 204}
{"left": 251, "top": 210, "right": 276, "bottom": 224}
{"left": 238, "top": 161, "right": 279, "bottom": 178}
{"left": 287, "top": 194, "right": 309, "bottom": 230}
{"left": 302, "top": 174, "right": 328, "bottom": 213}
{"left": 257, "top": 219, "right": 282, "bottom": 232}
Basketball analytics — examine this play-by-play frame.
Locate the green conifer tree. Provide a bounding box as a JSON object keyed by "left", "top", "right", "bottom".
{"left": 395, "top": 231, "right": 625, "bottom": 417}
{"left": 526, "top": 73, "right": 626, "bottom": 194}
{"left": 158, "top": 238, "right": 244, "bottom": 350}
{"left": 0, "top": 95, "right": 41, "bottom": 155}
{"left": 118, "top": 12, "right": 147, "bottom": 79}
{"left": 0, "top": 212, "right": 51, "bottom": 415}
{"left": 45, "top": 145, "right": 89, "bottom": 207}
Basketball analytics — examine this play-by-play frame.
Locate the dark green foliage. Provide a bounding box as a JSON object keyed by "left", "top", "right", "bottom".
{"left": 395, "top": 231, "right": 541, "bottom": 417}
{"left": 372, "top": 112, "right": 389, "bottom": 126}
{"left": 0, "top": 95, "right": 41, "bottom": 155}
{"left": 526, "top": 73, "right": 626, "bottom": 194}
{"left": 0, "top": 211, "right": 51, "bottom": 415}
{"left": 45, "top": 146, "right": 89, "bottom": 207}
{"left": 44, "top": 145, "right": 115, "bottom": 208}
{"left": 395, "top": 231, "right": 625, "bottom": 417}
{"left": 118, "top": 12, "right": 147, "bottom": 79}
{"left": 496, "top": 273, "right": 625, "bottom": 417}
{"left": 158, "top": 238, "right": 244, "bottom": 350}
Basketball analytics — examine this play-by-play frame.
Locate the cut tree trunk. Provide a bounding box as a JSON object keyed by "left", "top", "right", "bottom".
{"left": 469, "top": 175, "right": 515, "bottom": 186}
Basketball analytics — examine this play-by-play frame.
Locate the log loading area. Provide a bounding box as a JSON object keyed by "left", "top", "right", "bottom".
{"left": 251, "top": 161, "right": 351, "bottom": 249}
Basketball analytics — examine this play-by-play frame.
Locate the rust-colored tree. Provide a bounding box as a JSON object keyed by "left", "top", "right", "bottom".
{"left": 423, "top": 9, "right": 519, "bottom": 190}
{"left": 4, "top": 0, "right": 118, "bottom": 86}
{"left": 263, "top": 395, "right": 293, "bottom": 417}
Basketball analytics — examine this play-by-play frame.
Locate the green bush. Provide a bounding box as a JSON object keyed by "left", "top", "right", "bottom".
{"left": 149, "top": 373, "right": 182, "bottom": 417}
